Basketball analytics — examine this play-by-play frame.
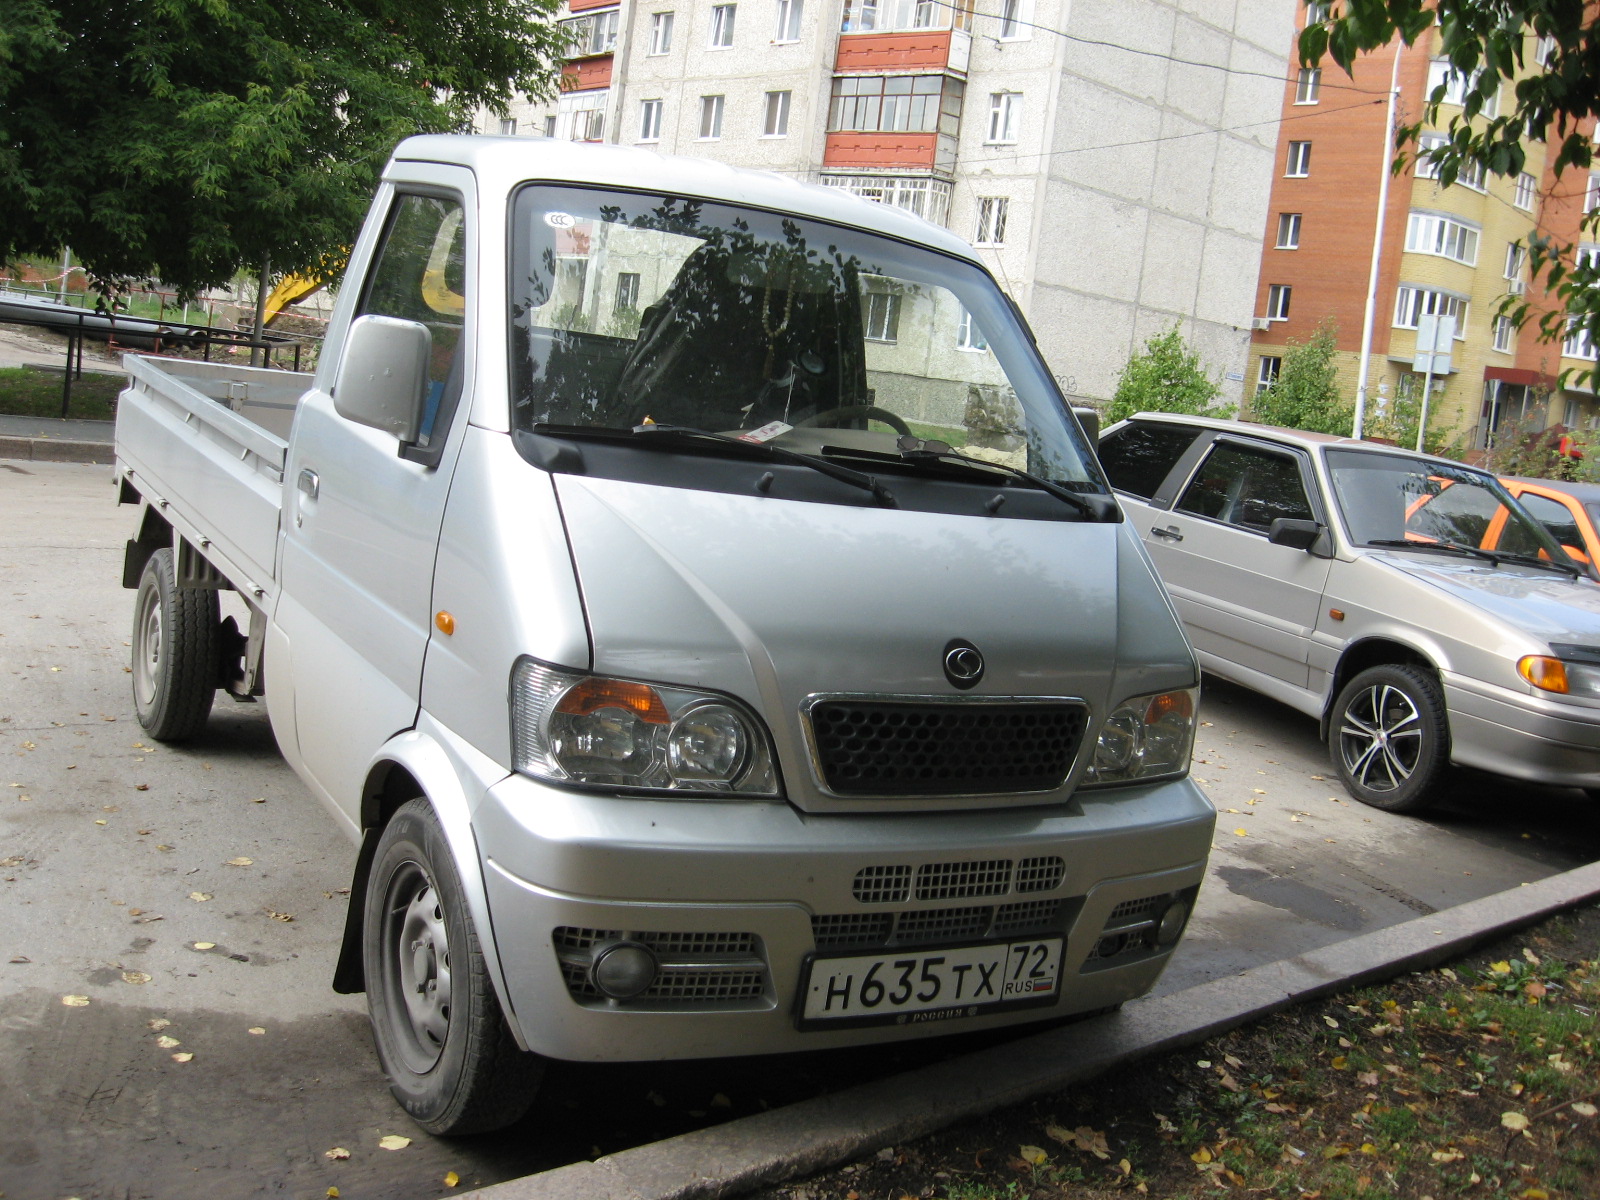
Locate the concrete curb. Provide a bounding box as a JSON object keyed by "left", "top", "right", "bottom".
{"left": 461, "top": 860, "right": 1600, "bottom": 1200}
{"left": 0, "top": 435, "right": 114, "bottom": 465}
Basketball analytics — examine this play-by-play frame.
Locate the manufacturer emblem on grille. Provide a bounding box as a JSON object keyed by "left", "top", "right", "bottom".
{"left": 942, "top": 639, "right": 985, "bottom": 689}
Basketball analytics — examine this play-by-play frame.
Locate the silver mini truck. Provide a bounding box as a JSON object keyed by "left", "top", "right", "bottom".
{"left": 113, "top": 137, "right": 1215, "bottom": 1133}
{"left": 1100, "top": 412, "right": 1600, "bottom": 812}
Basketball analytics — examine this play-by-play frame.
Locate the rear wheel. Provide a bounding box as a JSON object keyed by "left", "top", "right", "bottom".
{"left": 131, "top": 547, "right": 218, "bottom": 741}
{"left": 364, "top": 799, "right": 542, "bottom": 1135}
{"left": 1329, "top": 663, "right": 1449, "bottom": 814}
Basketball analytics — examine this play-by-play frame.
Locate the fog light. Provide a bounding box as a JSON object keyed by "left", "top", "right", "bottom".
{"left": 1157, "top": 899, "right": 1190, "bottom": 945}
{"left": 591, "top": 942, "right": 658, "bottom": 999}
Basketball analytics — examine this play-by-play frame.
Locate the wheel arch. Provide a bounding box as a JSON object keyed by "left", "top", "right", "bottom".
{"left": 122, "top": 501, "right": 175, "bottom": 589}
{"left": 1320, "top": 637, "right": 1441, "bottom": 741}
{"left": 331, "top": 732, "right": 526, "bottom": 1049}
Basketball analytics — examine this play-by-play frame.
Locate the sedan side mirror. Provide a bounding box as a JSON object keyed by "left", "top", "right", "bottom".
{"left": 333, "top": 314, "right": 430, "bottom": 443}
{"left": 1268, "top": 517, "right": 1331, "bottom": 556}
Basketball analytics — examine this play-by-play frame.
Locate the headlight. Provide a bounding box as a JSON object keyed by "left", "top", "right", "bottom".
{"left": 1518, "top": 655, "right": 1600, "bottom": 699}
{"left": 510, "top": 658, "right": 779, "bottom": 796}
{"left": 1084, "top": 687, "right": 1198, "bottom": 785}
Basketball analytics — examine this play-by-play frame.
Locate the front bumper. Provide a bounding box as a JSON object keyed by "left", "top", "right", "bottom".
{"left": 474, "top": 772, "right": 1215, "bottom": 1061}
{"left": 1445, "top": 674, "right": 1600, "bottom": 788}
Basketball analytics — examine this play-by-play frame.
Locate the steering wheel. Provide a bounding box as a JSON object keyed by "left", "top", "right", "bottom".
{"left": 798, "top": 405, "right": 912, "bottom": 435}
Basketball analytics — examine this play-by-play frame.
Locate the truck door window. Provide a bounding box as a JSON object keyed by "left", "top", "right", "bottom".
{"left": 1098, "top": 421, "right": 1204, "bottom": 499}
{"left": 1175, "top": 443, "right": 1311, "bottom": 531}
{"left": 357, "top": 194, "right": 467, "bottom": 452}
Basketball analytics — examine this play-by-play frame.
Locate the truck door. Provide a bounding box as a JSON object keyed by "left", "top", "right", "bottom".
{"left": 275, "top": 169, "right": 474, "bottom": 821}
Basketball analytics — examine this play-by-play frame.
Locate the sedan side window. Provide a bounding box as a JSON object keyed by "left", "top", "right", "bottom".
{"left": 1517, "top": 493, "right": 1584, "bottom": 552}
{"left": 1098, "top": 420, "right": 1203, "bottom": 498}
{"left": 1175, "top": 443, "right": 1313, "bottom": 531}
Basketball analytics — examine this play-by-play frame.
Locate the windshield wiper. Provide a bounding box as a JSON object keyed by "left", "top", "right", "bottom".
{"left": 892, "top": 435, "right": 1106, "bottom": 520}
{"left": 1488, "top": 551, "right": 1584, "bottom": 579}
{"left": 1367, "top": 538, "right": 1506, "bottom": 565}
{"left": 628, "top": 423, "right": 898, "bottom": 506}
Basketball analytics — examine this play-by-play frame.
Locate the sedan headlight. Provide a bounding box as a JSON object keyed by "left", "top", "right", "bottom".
{"left": 1084, "top": 687, "right": 1198, "bottom": 785}
{"left": 510, "top": 658, "right": 779, "bottom": 796}
{"left": 1518, "top": 655, "right": 1600, "bottom": 700}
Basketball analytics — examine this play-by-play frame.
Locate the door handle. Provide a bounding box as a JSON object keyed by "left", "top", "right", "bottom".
{"left": 1150, "top": 524, "right": 1183, "bottom": 542}
{"left": 297, "top": 468, "right": 320, "bottom": 500}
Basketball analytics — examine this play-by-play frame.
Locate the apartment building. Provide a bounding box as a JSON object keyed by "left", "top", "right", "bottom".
{"left": 1250, "top": 8, "right": 1598, "bottom": 447}
{"left": 478, "top": 0, "right": 1297, "bottom": 407}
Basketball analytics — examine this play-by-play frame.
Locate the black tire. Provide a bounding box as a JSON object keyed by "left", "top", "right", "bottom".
{"left": 131, "top": 546, "right": 218, "bottom": 742}
{"left": 1329, "top": 663, "right": 1449, "bottom": 813}
{"left": 363, "top": 799, "right": 542, "bottom": 1135}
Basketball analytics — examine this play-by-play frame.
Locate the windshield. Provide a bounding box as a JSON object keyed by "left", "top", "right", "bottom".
{"left": 508, "top": 185, "right": 1097, "bottom": 488}
{"left": 1326, "top": 449, "right": 1569, "bottom": 562}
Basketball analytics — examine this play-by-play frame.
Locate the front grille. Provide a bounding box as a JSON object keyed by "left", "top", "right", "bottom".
{"left": 812, "top": 899, "right": 1068, "bottom": 952}
{"left": 807, "top": 700, "right": 1088, "bottom": 796}
{"left": 552, "top": 926, "right": 768, "bottom": 1007}
{"left": 1016, "top": 856, "right": 1066, "bottom": 893}
{"left": 1108, "top": 896, "right": 1160, "bottom": 924}
{"left": 1081, "top": 892, "right": 1178, "bottom": 973}
{"left": 916, "top": 859, "right": 1011, "bottom": 900}
{"left": 853, "top": 864, "right": 912, "bottom": 904}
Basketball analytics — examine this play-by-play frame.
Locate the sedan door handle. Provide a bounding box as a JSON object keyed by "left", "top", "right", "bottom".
{"left": 297, "top": 468, "right": 320, "bottom": 500}
{"left": 1150, "top": 524, "right": 1183, "bottom": 542}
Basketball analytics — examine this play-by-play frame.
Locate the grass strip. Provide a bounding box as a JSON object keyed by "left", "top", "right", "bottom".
{"left": 0, "top": 365, "right": 121, "bottom": 421}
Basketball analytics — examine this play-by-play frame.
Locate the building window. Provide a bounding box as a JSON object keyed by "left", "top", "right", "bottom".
{"left": 1415, "top": 133, "right": 1485, "bottom": 189}
{"left": 841, "top": 0, "right": 946, "bottom": 33}
{"left": 648, "top": 11, "right": 674, "bottom": 54}
{"left": 710, "top": 4, "right": 737, "bottom": 46}
{"left": 615, "top": 272, "right": 641, "bottom": 314}
{"left": 699, "top": 94, "right": 725, "bottom": 138}
{"left": 1256, "top": 356, "right": 1281, "bottom": 395}
{"left": 1504, "top": 242, "right": 1525, "bottom": 289}
{"left": 828, "top": 75, "right": 964, "bottom": 136}
{"left": 564, "top": 9, "right": 620, "bottom": 55}
{"left": 1266, "top": 284, "right": 1291, "bottom": 321}
{"left": 1565, "top": 317, "right": 1598, "bottom": 361}
{"left": 1276, "top": 213, "right": 1301, "bottom": 249}
{"left": 544, "top": 115, "right": 557, "bottom": 138}
{"left": 864, "top": 290, "right": 901, "bottom": 342}
{"left": 1493, "top": 315, "right": 1516, "bottom": 353}
{"left": 639, "top": 98, "right": 663, "bottom": 141}
{"left": 1514, "top": 172, "right": 1537, "bottom": 210}
{"left": 1394, "top": 285, "right": 1468, "bottom": 334}
{"left": 775, "top": 0, "right": 803, "bottom": 41}
{"left": 821, "top": 174, "right": 952, "bottom": 225}
{"left": 1586, "top": 174, "right": 1600, "bottom": 213}
{"left": 762, "top": 90, "right": 791, "bottom": 136}
{"left": 998, "top": 0, "right": 1027, "bottom": 39}
{"left": 499, "top": 118, "right": 518, "bottom": 136}
{"left": 1294, "top": 68, "right": 1321, "bottom": 104}
{"left": 974, "top": 196, "right": 1008, "bottom": 245}
{"left": 1427, "top": 59, "right": 1496, "bottom": 115}
{"left": 1535, "top": 33, "right": 1557, "bottom": 66}
{"left": 555, "top": 89, "right": 607, "bottom": 141}
{"left": 956, "top": 307, "right": 988, "bottom": 351}
{"left": 1406, "top": 211, "right": 1480, "bottom": 265}
{"left": 1304, "top": 2, "right": 1328, "bottom": 24}
{"left": 987, "top": 92, "right": 1019, "bottom": 144}
{"left": 1286, "top": 141, "right": 1311, "bottom": 176}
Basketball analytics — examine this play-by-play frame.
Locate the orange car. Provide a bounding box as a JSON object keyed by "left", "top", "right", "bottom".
{"left": 1495, "top": 477, "right": 1600, "bottom": 580}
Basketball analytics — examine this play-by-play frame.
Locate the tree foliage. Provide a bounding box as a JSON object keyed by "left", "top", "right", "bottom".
{"left": 0, "top": 0, "right": 568, "bottom": 296}
{"left": 1299, "top": 0, "right": 1599, "bottom": 386}
{"left": 1104, "top": 327, "right": 1228, "bottom": 426}
{"left": 1250, "top": 321, "right": 1352, "bottom": 435}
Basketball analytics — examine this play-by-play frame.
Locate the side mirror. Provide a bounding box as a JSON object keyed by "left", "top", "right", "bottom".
{"left": 1268, "top": 517, "right": 1327, "bottom": 555}
{"left": 1072, "top": 406, "right": 1100, "bottom": 444}
{"left": 333, "top": 314, "right": 430, "bottom": 443}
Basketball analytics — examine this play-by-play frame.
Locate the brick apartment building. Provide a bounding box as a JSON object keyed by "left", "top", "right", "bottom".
{"left": 476, "top": 0, "right": 1298, "bottom": 408}
{"left": 1250, "top": 7, "right": 1598, "bottom": 448}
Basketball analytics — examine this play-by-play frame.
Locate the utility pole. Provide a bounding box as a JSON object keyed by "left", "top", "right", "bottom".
{"left": 1353, "top": 42, "right": 1404, "bottom": 440}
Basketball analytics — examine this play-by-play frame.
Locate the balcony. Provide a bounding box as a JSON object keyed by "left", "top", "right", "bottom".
{"left": 561, "top": 57, "right": 613, "bottom": 91}
{"left": 836, "top": 29, "right": 971, "bottom": 73}
{"left": 824, "top": 132, "right": 941, "bottom": 171}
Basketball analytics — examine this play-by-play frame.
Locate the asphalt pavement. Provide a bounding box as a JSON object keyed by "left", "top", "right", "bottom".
{"left": 2, "top": 459, "right": 1597, "bottom": 1200}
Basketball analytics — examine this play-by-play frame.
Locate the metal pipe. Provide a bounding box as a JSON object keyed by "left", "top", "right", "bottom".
{"left": 1353, "top": 42, "right": 1404, "bottom": 440}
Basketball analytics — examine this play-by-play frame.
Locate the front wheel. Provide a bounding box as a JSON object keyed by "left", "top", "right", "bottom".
{"left": 363, "top": 799, "right": 542, "bottom": 1135}
{"left": 1329, "top": 663, "right": 1449, "bottom": 813}
{"left": 131, "top": 546, "right": 218, "bottom": 741}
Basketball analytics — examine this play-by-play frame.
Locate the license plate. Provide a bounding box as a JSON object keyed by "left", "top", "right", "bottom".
{"left": 797, "top": 938, "right": 1064, "bottom": 1030}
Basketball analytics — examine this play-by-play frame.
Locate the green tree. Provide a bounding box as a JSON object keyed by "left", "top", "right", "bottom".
{"left": 1250, "top": 321, "right": 1352, "bottom": 435}
{"left": 1300, "top": 1, "right": 1599, "bottom": 386}
{"left": 0, "top": 0, "right": 569, "bottom": 296}
{"left": 1103, "top": 327, "right": 1228, "bottom": 425}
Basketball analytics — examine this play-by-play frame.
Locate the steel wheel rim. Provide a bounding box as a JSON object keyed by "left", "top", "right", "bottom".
{"left": 380, "top": 859, "right": 453, "bottom": 1072}
{"left": 133, "top": 583, "right": 162, "bottom": 709}
{"left": 1339, "top": 682, "right": 1423, "bottom": 794}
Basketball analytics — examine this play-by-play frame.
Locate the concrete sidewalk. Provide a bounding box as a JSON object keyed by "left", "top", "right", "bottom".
{"left": 461, "top": 861, "right": 1600, "bottom": 1200}
{"left": 0, "top": 412, "right": 114, "bottom": 464}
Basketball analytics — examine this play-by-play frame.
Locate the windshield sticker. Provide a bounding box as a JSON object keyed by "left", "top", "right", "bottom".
{"left": 738, "top": 421, "right": 793, "bottom": 444}
{"left": 544, "top": 212, "right": 576, "bottom": 229}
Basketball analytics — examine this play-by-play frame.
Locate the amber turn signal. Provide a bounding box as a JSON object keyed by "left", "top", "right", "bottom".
{"left": 1518, "top": 655, "right": 1569, "bottom": 693}
{"left": 435, "top": 611, "right": 456, "bottom": 635}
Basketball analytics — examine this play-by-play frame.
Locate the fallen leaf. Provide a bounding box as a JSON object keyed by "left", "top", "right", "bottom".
{"left": 1190, "top": 1146, "right": 1213, "bottom": 1164}
{"left": 327, "top": 1190, "right": 340, "bottom": 1199}
{"left": 135, "top": 784, "right": 149, "bottom": 791}
{"left": 266, "top": 910, "right": 295, "bottom": 922}
{"left": 189, "top": 892, "right": 212, "bottom": 902}
{"left": 1233, "top": 828, "right": 1249, "bottom": 837}
{"left": 94, "top": 819, "right": 107, "bottom": 825}
{"left": 1118, "top": 1158, "right": 1131, "bottom": 1175}
{"left": 1571, "top": 1102, "right": 1598, "bottom": 1118}
{"left": 226, "top": 857, "right": 253, "bottom": 867}
{"left": 1358, "top": 1071, "right": 1379, "bottom": 1086}
{"left": 444, "top": 1172, "right": 460, "bottom": 1188}
{"left": 193, "top": 942, "right": 215, "bottom": 950}
{"left": 248, "top": 1026, "right": 266, "bottom": 1035}
{"left": 325, "top": 1147, "right": 350, "bottom": 1160}
{"left": 121, "top": 971, "right": 151, "bottom": 985}
{"left": 378, "top": 1134, "right": 411, "bottom": 1151}
{"left": 1018, "top": 1144, "right": 1048, "bottom": 1166}
{"left": 171, "top": 1052, "right": 193, "bottom": 1062}
{"left": 1432, "top": 1150, "right": 1463, "bottom": 1163}
{"left": 148, "top": 1017, "right": 171, "bottom": 1030}
{"left": 1522, "top": 1190, "right": 1550, "bottom": 1200}
{"left": 1501, "top": 1111, "right": 1530, "bottom": 1132}
{"left": 1490, "top": 961, "right": 1512, "bottom": 975}
{"left": 61, "top": 994, "right": 89, "bottom": 1007}
{"left": 1525, "top": 980, "right": 1547, "bottom": 999}
{"left": 1332, "top": 1056, "right": 1348, "bottom": 1069}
